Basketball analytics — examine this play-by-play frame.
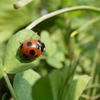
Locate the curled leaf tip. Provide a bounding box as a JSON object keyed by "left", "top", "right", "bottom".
{"left": 13, "top": 1, "right": 24, "bottom": 9}
{"left": 13, "top": 0, "right": 33, "bottom": 9}
{"left": 70, "top": 31, "right": 78, "bottom": 37}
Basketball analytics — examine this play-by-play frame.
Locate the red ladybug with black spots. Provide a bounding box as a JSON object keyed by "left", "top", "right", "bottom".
{"left": 19, "top": 39, "right": 45, "bottom": 60}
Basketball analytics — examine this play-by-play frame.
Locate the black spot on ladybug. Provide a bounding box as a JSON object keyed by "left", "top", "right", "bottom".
{"left": 20, "top": 44, "right": 23, "bottom": 49}
{"left": 35, "top": 43, "right": 39, "bottom": 49}
{"left": 23, "top": 54, "right": 29, "bottom": 59}
{"left": 27, "top": 42, "right": 32, "bottom": 47}
{"left": 29, "top": 50, "right": 35, "bottom": 55}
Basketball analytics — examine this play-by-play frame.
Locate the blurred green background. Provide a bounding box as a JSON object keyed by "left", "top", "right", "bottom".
{"left": 0, "top": 0, "right": 100, "bottom": 99}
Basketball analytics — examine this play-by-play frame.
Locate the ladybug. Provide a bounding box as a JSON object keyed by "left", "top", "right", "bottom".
{"left": 19, "top": 39, "right": 45, "bottom": 60}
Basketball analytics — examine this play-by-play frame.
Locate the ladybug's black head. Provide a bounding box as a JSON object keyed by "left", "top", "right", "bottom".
{"left": 38, "top": 40, "right": 45, "bottom": 52}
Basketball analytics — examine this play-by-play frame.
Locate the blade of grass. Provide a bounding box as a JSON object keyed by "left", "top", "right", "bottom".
{"left": 85, "top": 84, "right": 100, "bottom": 90}
{"left": 81, "top": 93, "right": 100, "bottom": 100}
{"left": 59, "top": 53, "right": 82, "bottom": 100}
{"left": 91, "top": 75, "right": 99, "bottom": 100}
{"left": 70, "top": 15, "right": 100, "bottom": 37}
{"left": 86, "top": 41, "right": 100, "bottom": 99}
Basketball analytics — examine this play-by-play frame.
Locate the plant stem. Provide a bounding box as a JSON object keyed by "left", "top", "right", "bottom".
{"left": 3, "top": 72, "right": 17, "bottom": 100}
{"left": 25, "top": 6, "right": 100, "bottom": 30}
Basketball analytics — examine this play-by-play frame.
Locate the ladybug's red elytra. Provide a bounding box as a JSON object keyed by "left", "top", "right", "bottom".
{"left": 19, "top": 39, "right": 45, "bottom": 60}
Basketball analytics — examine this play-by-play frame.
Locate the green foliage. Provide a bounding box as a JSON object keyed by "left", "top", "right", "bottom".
{"left": 0, "top": 0, "right": 100, "bottom": 100}
{"left": 63, "top": 75, "right": 90, "bottom": 100}
{"left": 41, "top": 31, "right": 65, "bottom": 68}
{"left": 0, "top": 0, "right": 40, "bottom": 43}
{"left": 41, "top": 0, "right": 61, "bottom": 11}
{"left": 41, "top": 31, "right": 55, "bottom": 56}
{"left": 13, "top": 69, "right": 40, "bottom": 100}
{"left": 32, "top": 69, "right": 90, "bottom": 100}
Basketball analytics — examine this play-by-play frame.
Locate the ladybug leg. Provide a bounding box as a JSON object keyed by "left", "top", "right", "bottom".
{"left": 18, "top": 41, "right": 23, "bottom": 49}
{"left": 19, "top": 41, "right": 22, "bottom": 44}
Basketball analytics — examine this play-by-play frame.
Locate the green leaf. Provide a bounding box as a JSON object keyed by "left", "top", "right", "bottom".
{"left": 32, "top": 70, "right": 64, "bottom": 100}
{"left": 54, "top": 51, "right": 65, "bottom": 62}
{"left": 4, "top": 29, "right": 40, "bottom": 74}
{"left": 33, "top": 77, "right": 54, "bottom": 100}
{"left": 46, "top": 57, "right": 63, "bottom": 69}
{"left": 63, "top": 75, "right": 91, "bottom": 100}
{"left": 41, "top": 31, "right": 56, "bottom": 56}
{"left": 13, "top": 69, "right": 40, "bottom": 100}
